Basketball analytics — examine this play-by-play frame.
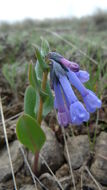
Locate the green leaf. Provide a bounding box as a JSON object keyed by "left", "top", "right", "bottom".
{"left": 41, "top": 37, "right": 50, "bottom": 57}
{"left": 34, "top": 81, "right": 54, "bottom": 117}
{"left": 35, "top": 60, "right": 43, "bottom": 81}
{"left": 29, "top": 62, "right": 40, "bottom": 89}
{"left": 24, "top": 86, "right": 36, "bottom": 119}
{"left": 16, "top": 114, "right": 46, "bottom": 154}
{"left": 43, "top": 81, "right": 54, "bottom": 117}
{"left": 36, "top": 47, "right": 49, "bottom": 71}
{"left": 29, "top": 62, "right": 48, "bottom": 101}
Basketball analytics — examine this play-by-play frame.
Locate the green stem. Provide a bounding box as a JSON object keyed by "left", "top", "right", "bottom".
{"left": 33, "top": 70, "right": 48, "bottom": 174}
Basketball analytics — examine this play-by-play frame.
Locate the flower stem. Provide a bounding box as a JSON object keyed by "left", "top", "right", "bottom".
{"left": 33, "top": 70, "right": 48, "bottom": 174}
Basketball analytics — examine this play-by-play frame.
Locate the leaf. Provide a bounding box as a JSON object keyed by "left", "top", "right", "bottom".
{"left": 29, "top": 62, "right": 48, "bottom": 101}
{"left": 34, "top": 81, "right": 54, "bottom": 117}
{"left": 35, "top": 47, "right": 49, "bottom": 71}
{"left": 16, "top": 114, "right": 46, "bottom": 154}
{"left": 43, "top": 81, "right": 54, "bottom": 117}
{"left": 41, "top": 37, "right": 50, "bottom": 57}
{"left": 29, "top": 62, "right": 40, "bottom": 89}
{"left": 24, "top": 85, "right": 36, "bottom": 119}
{"left": 35, "top": 60, "right": 43, "bottom": 81}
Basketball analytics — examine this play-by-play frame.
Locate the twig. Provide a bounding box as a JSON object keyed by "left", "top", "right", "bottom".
{"left": 40, "top": 154, "right": 64, "bottom": 190}
{"left": 84, "top": 166, "right": 102, "bottom": 190}
{"left": 92, "top": 109, "right": 99, "bottom": 150}
{"left": 61, "top": 127, "right": 76, "bottom": 190}
{"left": 0, "top": 97, "right": 18, "bottom": 190}
{"left": 81, "top": 171, "right": 83, "bottom": 190}
{"left": 0, "top": 111, "right": 23, "bottom": 125}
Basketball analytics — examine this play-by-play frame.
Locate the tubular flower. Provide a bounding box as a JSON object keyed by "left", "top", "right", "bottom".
{"left": 75, "top": 70, "right": 90, "bottom": 83}
{"left": 49, "top": 53, "right": 102, "bottom": 127}
{"left": 67, "top": 69, "right": 102, "bottom": 113}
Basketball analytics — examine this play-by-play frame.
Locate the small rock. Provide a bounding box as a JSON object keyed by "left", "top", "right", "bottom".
{"left": 0, "top": 125, "right": 16, "bottom": 148}
{"left": 0, "top": 183, "right": 5, "bottom": 190}
{"left": 64, "top": 135, "right": 90, "bottom": 169}
{"left": 0, "top": 140, "right": 23, "bottom": 182}
{"left": 91, "top": 132, "right": 107, "bottom": 185}
{"left": 39, "top": 173, "right": 60, "bottom": 190}
{"left": 55, "top": 164, "right": 69, "bottom": 178}
{"left": 28, "top": 122, "right": 64, "bottom": 174}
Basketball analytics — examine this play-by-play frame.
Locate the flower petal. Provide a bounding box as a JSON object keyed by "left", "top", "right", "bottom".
{"left": 59, "top": 75, "right": 77, "bottom": 104}
{"left": 83, "top": 90, "right": 102, "bottom": 113}
{"left": 70, "top": 101, "right": 90, "bottom": 125}
{"left": 54, "top": 81, "right": 65, "bottom": 112}
{"left": 67, "top": 69, "right": 88, "bottom": 96}
{"left": 58, "top": 111, "right": 69, "bottom": 127}
{"left": 75, "top": 70, "right": 90, "bottom": 83}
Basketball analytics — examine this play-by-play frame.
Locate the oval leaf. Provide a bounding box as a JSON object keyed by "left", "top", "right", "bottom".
{"left": 16, "top": 114, "right": 46, "bottom": 154}
{"left": 29, "top": 62, "right": 40, "bottom": 89}
{"left": 29, "top": 62, "right": 48, "bottom": 101}
{"left": 24, "top": 85, "right": 36, "bottom": 118}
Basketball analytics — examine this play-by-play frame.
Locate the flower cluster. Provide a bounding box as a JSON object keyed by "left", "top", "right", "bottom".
{"left": 48, "top": 52, "right": 102, "bottom": 127}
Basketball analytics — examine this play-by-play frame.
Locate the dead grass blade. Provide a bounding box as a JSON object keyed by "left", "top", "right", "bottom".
{"left": 62, "top": 127, "right": 76, "bottom": 190}
{"left": 0, "top": 97, "right": 18, "bottom": 190}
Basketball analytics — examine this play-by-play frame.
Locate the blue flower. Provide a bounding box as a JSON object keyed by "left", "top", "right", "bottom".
{"left": 54, "top": 81, "right": 71, "bottom": 126}
{"left": 75, "top": 70, "right": 90, "bottom": 83}
{"left": 83, "top": 90, "right": 102, "bottom": 113}
{"left": 49, "top": 54, "right": 102, "bottom": 127}
{"left": 67, "top": 69, "right": 102, "bottom": 113}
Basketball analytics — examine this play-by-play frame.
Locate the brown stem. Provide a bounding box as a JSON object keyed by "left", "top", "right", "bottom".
{"left": 33, "top": 70, "right": 48, "bottom": 174}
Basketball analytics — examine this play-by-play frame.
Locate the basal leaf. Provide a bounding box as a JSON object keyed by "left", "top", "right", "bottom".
{"left": 16, "top": 114, "right": 46, "bottom": 154}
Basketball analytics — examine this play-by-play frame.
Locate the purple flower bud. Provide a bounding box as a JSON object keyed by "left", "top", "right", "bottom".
{"left": 75, "top": 70, "right": 90, "bottom": 83}
{"left": 48, "top": 52, "right": 79, "bottom": 72}
{"left": 83, "top": 90, "right": 102, "bottom": 113}
{"left": 60, "top": 58, "right": 79, "bottom": 72}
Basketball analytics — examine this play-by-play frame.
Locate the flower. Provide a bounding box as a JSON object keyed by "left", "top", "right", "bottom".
{"left": 75, "top": 70, "right": 90, "bottom": 83}
{"left": 83, "top": 90, "right": 102, "bottom": 113}
{"left": 49, "top": 53, "right": 102, "bottom": 127}
{"left": 67, "top": 69, "right": 102, "bottom": 113}
{"left": 50, "top": 60, "right": 90, "bottom": 126}
{"left": 54, "top": 81, "right": 71, "bottom": 126}
{"left": 48, "top": 52, "right": 79, "bottom": 72}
